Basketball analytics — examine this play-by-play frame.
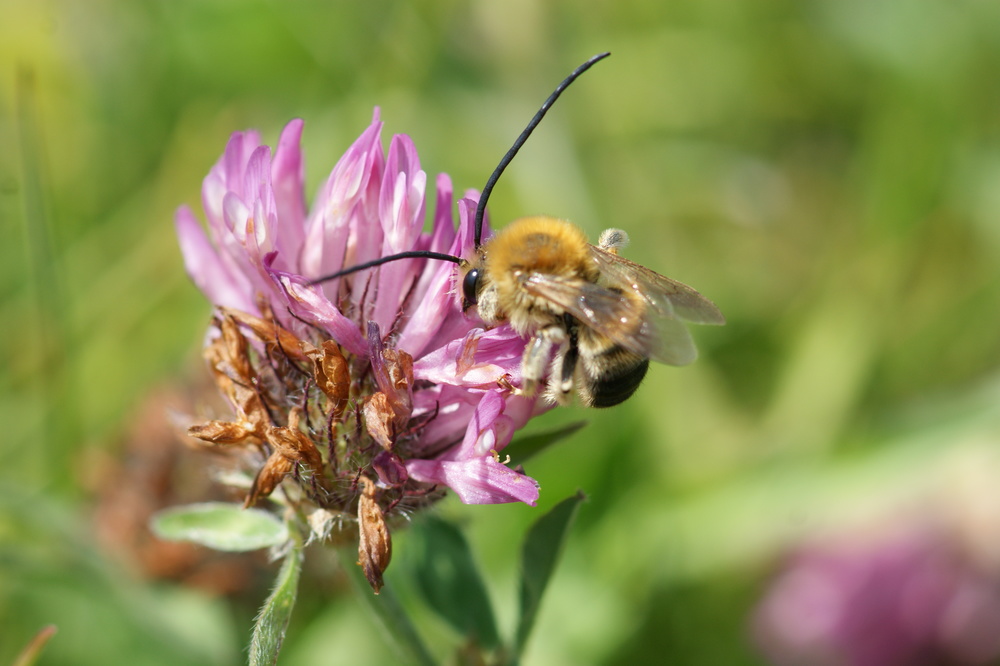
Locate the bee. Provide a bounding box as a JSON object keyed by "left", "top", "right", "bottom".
{"left": 458, "top": 216, "right": 723, "bottom": 406}
{"left": 312, "top": 52, "right": 724, "bottom": 407}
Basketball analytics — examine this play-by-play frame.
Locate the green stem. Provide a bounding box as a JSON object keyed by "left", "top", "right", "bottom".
{"left": 338, "top": 547, "right": 436, "bottom": 666}
{"left": 250, "top": 544, "right": 304, "bottom": 666}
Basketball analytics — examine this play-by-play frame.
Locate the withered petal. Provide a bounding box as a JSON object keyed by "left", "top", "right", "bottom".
{"left": 266, "top": 422, "right": 324, "bottom": 473}
{"left": 363, "top": 392, "right": 396, "bottom": 450}
{"left": 357, "top": 476, "right": 391, "bottom": 594}
{"left": 383, "top": 349, "right": 414, "bottom": 393}
{"left": 245, "top": 453, "right": 294, "bottom": 507}
{"left": 310, "top": 340, "right": 349, "bottom": 417}
{"left": 220, "top": 306, "right": 313, "bottom": 362}
{"left": 372, "top": 450, "right": 409, "bottom": 487}
{"left": 382, "top": 349, "right": 414, "bottom": 431}
{"left": 187, "top": 420, "right": 256, "bottom": 445}
{"left": 219, "top": 313, "right": 253, "bottom": 381}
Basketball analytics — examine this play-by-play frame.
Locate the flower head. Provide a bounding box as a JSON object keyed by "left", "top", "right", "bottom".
{"left": 752, "top": 527, "right": 1000, "bottom": 666}
{"left": 176, "top": 111, "right": 546, "bottom": 590}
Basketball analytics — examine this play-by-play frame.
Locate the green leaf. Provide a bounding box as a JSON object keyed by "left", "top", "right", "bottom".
{"left": 249, "top": 546, "right": 303, "bottom": 666}
{"left": 412, "top": 516, "right": 499, "bottom": 648}
{"left": 512, "top": 491, "right": 587, "bottom": 662}
{"left": 339, "top": 547, "right": 437, "bottom": 666}
{"left": 150, "top": 502, "right": 288, "bottom": 552}
{"left": 505, "top": 421, "right": 587, "bottom": 467}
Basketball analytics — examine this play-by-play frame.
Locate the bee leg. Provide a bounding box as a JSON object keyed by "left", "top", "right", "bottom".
{"left": 546, "top": 317, "right": 579, "bottom": 405}
{"left": 521, "top": 325, "right": 566, "bottom": 399}
{"left": 598, "top": 228, "right": 630, "bottom": 255}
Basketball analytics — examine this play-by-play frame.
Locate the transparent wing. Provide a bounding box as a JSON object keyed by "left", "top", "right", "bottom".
{"left": 587, "top": 245, "right": 726, "bottom": 326}
{"left": 520, "top": 273, "right": 699, "bottom": 366}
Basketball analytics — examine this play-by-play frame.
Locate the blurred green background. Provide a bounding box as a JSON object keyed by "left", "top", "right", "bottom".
{"left": 4, "top": 0, "right": 1000, "bottom": 664}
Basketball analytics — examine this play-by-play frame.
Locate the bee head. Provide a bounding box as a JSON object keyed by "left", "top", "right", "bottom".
{"left": 462, "top": 267, "right": 480, "bottom": 310}
{"left": 458, "top": 257, "right": 483, "bottom": 312}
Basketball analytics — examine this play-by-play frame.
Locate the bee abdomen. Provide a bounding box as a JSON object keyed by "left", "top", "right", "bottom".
{"left": 579, "top": 346, "right": 649, "bottom": 408}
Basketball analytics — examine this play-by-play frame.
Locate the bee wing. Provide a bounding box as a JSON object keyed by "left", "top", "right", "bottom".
{"left": 587, "top": 245, "right": 726, "bottom": 326}
{"left": 521, "top": 273, "right": 700, "bottom": 366}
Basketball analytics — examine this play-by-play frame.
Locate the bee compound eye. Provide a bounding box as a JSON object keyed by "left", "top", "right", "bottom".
{"left": 462, "top": 268, "right": 480, "bottom": 306}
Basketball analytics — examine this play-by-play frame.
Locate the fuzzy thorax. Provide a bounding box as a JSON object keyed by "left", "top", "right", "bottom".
{"left": 471, "top": 216, "right": 598, "bottom": 334}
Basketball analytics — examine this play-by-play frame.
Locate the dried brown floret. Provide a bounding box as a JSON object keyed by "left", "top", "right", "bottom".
{"left": 309, "top": 340, "right": 350, "bottom": 417}
{"left": 220, "top": 307, "right": 313, "bottom": 362}
{"left": 363, "top": 392, "right": 396, "bottom": 450}
{"left": 357, "top": 476, "right": 391, "bottom": 593}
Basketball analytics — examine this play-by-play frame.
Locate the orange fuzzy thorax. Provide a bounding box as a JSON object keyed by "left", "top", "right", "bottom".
{"left": 485, "top": 216, "right": 596, "bottom": 283}
{"left": 477, "top": 216, "right": 598, "bottom": 333}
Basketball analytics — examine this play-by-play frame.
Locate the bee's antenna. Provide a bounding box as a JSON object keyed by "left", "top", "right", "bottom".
{"left": 310, "top": 52, "right": 611, "bottom": 287}
{"left": 473, "top": 51, "right": 611, "bottom": 248}
{"left": 308, "top": 251, "right": 463, "bottom": 286}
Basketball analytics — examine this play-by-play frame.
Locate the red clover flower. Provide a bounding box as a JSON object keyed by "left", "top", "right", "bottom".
{"left": 174, "top": 112, "right": 547, "bottom": 591}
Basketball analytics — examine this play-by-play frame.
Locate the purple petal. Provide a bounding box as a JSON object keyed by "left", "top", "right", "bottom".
{"left": 372, "top": 450, "right": 409, "bottom": 487}
{"left": 203, "top": 130, "right": 262, "bottom": 240}
{"left": 454, "top": 196, "right": 479, "bottom": 254}
{"left": 406, "top": 456, "right": 539, "bottom": 506}
{"left": 175, "top": 206, "right": 257, "bottom": 313}
{"left": 452, "top": 390, "right": 506, "bottom": 459}
{"left": 414, "top": 327, "right": 526, "bottom": 388}
{"left": 403, "top": 195, "right": 489, "bottom": 348}
{"left": 397, "top": 174, "right": 458, "bottom": 356}
{"left": 242, "top": 145, "right": 277, "bottom": 258}
{"left": 408, "top": 385, "right": 482, "bottom": 456}
{"left": 274, "top": 273, "right": 367, "bottom": 356}
{"left": 300, "top": 113, "right": 384, "bottom": 282}
{"left": 220, "top": 191, "right": 272, "bottom": 301}
{"left": 395, "top": 259, "right": 458, "bottom": 358}
{"left": 271, "top": 119, "right": 307, "bottom": 267}
{"left": 459, "top": 190, "right": 491, "bottom": 246}
{"left": 369, "top": 134, "right": 426, "bottom": 331}
{"left": 379, "top": 134, "right": 426, "bottom": 252}
{"left": 418, "top": 390, "right": 531, "bottom": 464}
{"left": 429, "top": 174, "right": 457, "bottom": 252}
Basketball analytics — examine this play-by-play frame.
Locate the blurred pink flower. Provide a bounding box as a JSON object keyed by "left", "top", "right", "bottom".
{"left": 752, "top": 528, "right": 1000, "bottom": 666}
{"left": 176, "top": 113, "right": 548, "bottom": 587}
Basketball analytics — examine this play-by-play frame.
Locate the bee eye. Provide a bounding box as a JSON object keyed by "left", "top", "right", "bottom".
{"left": 462, "top": 268, "right": 480, "bottom": 306}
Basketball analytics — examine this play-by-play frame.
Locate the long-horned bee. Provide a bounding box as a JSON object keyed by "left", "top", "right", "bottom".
{"left": 312, "top": 52, "right": 724, "bottom": 407}
{"left": 458, "top": 216, "right": 723, "bottom": 406}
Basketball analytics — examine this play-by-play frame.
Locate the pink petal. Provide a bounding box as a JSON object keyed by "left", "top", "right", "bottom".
{"left": 414, "top": 328, "right": 525, "bottom": 388}
{"left": 221, "top": 191, "right": 270, "bottom": 301}
{"left": 408, "top": 385, "right": 482, "bottom": 456}
{"left": 175, "top": 206, "right": 257, "bottom": 313}
{"left": 242, "top": 145, "right": 276, "bottom": 257}
{"left": 405, "top": 195, "right": 491, "bottom": 348}
{"left": 396, "top": 174, "right": 463, "bottom": 356}
{"left": 452, "top": 390, "right": 507, "bottom": 458}
{"left": 274, "top": 273, "right": 367, "bottom": 357}
{"left": 460, "top": 189, "right": 491, "bottom": 247}
{"left": 203, "top": 130, "right": 262, "bottom": 239}
{"left": 429, "top": 174, "right": 457, "bottom": 252}
{"left": 407, "top": 391, "right": 545, "bottom": 504}
{"left": 405, "top": 456, "right": 539, "bottom": 506}
{"left": 379, "top": 134, "right": 426, "bottom": 253}
{"left": 300, "top": 112, "right": 384, "bottom": 282}
{"left": 271, "top": 119, "right": 307, "bottom": 266}
{"left": 370, "top": 134, "right": 427, "bottom": 331}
